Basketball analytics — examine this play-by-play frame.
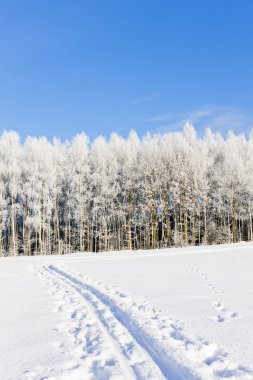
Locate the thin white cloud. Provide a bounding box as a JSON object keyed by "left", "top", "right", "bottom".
{"left": 148, "top": 106, "right": 253, "bottom": 135}
{"left": 132, "top": 93, "right": 160, "bottom": 105}
{"left": 147, "top": 113, "right": 171, "bottom": 122}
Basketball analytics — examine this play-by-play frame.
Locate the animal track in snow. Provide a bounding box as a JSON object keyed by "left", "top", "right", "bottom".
{"left": 211, "top": 302, "right": 240, "bottom": 323}
{"left": 189, "top": 264, "right": 220, "bottom": 295}
{"left": 188, "top": 264, "right": 241, "bottom": 325}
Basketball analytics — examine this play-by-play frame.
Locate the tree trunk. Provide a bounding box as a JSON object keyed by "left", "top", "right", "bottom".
{"left": 232, "top": 197, "right": 237, "bottom": 243}
{"left": 183, "top": 207, "right": 187, "bottom": 245}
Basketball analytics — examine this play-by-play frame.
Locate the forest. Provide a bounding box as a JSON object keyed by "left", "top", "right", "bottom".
{"left": 0, "top": 123, "right": 252, "bottom": 256}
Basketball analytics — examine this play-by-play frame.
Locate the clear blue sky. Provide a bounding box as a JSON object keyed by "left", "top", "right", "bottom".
{"left": 0, "top": 0, "right": 253, "bottom": 141}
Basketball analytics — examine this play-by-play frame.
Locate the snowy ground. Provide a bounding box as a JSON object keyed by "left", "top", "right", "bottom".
{"left": 1, "top": 243, "right": 253, "bottom": 380}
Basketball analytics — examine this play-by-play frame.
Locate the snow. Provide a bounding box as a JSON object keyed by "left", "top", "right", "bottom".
{"left": 1, "top": 243, "right": 253, "bottom": 379}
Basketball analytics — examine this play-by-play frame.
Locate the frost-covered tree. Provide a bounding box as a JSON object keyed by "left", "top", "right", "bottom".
{"left": 1, "top": 124, "right": 253, "bottom": 255}
{"left": 0, "top": 131, "right": 22, "bottom": 256}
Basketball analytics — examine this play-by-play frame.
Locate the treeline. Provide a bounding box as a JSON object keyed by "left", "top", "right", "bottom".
{"left": 0, "top": 123, "right": 253, "bottom": 256}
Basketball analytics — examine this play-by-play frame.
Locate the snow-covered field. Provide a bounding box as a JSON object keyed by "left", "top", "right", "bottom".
{"left": 1, "top": 243, "right": 253, "bottom": 380}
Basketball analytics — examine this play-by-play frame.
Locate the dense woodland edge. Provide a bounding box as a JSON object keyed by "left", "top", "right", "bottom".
{"left": 0, "top": 123, "right": 252, "bottom": 256}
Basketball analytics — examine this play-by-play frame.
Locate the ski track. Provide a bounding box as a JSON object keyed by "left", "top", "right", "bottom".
{"left": 26, "top": 263, "right": 253, "bottom": 380}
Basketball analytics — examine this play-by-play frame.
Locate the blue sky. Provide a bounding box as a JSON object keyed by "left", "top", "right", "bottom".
{"left": 0, "top": 0, "right": 253, "bottom": 141}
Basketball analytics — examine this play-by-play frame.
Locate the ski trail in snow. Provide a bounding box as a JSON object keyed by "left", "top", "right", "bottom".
{"left": 33, "top": 263, "right": 253, "bottom": 380}
{"left": 31, "top": 264, "right": 165, "bottom": 380}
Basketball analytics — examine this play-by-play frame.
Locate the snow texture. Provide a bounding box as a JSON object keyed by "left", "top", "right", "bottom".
{"left": 1, "top": 242, "right": 253, "bottom": 379}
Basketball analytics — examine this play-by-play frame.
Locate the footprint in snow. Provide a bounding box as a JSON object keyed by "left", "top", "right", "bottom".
{"left": 211, "top": 301, "right": 240, "bottom": 323}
